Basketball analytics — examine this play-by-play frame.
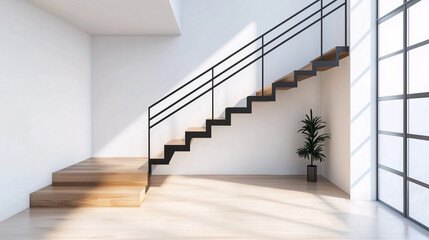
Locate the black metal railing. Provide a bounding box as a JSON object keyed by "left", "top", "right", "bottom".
{"left": 148, "top": 0, "right": 347, "bottom": 160}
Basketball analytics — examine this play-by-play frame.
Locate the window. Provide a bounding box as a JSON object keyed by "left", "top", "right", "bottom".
{"left": 377, "top": 0, "right": 429, "bottom": 230}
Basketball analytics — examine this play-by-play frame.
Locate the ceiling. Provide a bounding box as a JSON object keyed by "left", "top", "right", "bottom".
{"left": 27, "top": 0, "right": 181, "bottom": 35}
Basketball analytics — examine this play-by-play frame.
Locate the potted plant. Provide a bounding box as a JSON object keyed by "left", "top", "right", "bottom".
{"left": 297, "top": 109, "right": 329, "bottom": 182}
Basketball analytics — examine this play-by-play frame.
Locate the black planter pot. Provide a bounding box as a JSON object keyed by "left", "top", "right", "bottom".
{"left": 307, "top": 165, "right": 317, "bottom": 182}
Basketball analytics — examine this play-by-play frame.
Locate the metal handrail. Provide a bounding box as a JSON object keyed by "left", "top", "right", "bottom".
{"left": 148, "top": 0, "right": 347, "bottom": 159}
{"left": 149, "top": 0, "right": 340, "bottom": 124}
{"left": 148, "top": 0, "right": 321, "bottom": 110}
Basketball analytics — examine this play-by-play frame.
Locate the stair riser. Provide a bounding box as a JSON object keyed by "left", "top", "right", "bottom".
{"left": 186, "top": 135, "right": 209, "bottom": 146}
{"left": 186, "top": 131, "right": 211, "bottom": 141}
{"left": 226, "top": 108, "right": 251, "bottom": 115}
{"left": 207, "top": 120, "right": 231, "bottom": 127}
{"left": 165, "top": 145, "right": 189, "bottom": 153}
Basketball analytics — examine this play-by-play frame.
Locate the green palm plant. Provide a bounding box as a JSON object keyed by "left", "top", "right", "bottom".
{"left": 297, "top": 109, "right": 330, "bottom": 166}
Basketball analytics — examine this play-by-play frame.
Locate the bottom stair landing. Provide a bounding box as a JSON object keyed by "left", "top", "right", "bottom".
{"left": 30, "top": 158, "right": 148, "bottom": 207}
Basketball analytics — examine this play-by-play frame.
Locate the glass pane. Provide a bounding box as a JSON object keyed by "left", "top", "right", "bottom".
{"left": 379, "top": 134, "right": 403, "bottom": 172}
{"left": 379, "top": 12, "right": 403, "bottom": 57}
{"left": 378, "top": 54, "right": 403, "bottom": 97}
{"left": 408, "top": 0, "right": 429, "bottom": 46}
{"left": 378, "top": 168, "right": 403, "bottom": 212}
{"left": 408, "top": 44, "right": 429, "bottom": 94}
{"left": 379, "top": 100, "right": 403, "bottom": 133}
{"left": 378, "top": 0, "right": 403, "bottom": 18}
{"left": 409, "top": 138, "right": 429, "bottom": 184}
{"left": 408, "top": 98, "right": 429, "bottom": 136}
{"left": 409, "top": 182, "right": 429, "bottom": 227}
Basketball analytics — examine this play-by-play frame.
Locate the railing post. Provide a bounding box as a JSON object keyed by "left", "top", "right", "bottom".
{"left": 148, "top": 107, "right": 151, "bottom": 174}
{"left": 211, "top": 68, "right": 214, "bottom": 119}
{"left": 262, "top": 36, "right": 265, "bottom": 96}
{"left": 320, "top": 0, "right": 323, "bottom": 60}
{"left": 345, "top": 0, "right": 347, "bottom": 46}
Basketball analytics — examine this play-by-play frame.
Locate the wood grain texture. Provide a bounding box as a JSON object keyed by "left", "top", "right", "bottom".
{"left": 30, "top": 158, "right": 148, "bottom": 207}
{"left": 30, "top": 185, "right": 145, "bottom": 207}
{"left": 53, "top": 157, "right": 148, "bottom": 186}
{"left": 3, "top": 175, "right": 427, "bottom": 239}
{"left": 186, "top": 127, "right": 206, "bottom": 132}
{"left": 166, "top": 139, "right": 186, "bottom": 145}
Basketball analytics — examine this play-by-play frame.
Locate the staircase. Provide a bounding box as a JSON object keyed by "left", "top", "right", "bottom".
{"left": 149, "top": 46, "right": 349, "bottom": 169}
{"left": 30, "top": 0, "right": 348, "bottom": 207}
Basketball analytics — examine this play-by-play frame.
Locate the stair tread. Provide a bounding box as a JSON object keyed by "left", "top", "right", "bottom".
{"left": 53, "top": 158, "right": 148, "bottom": 187}
{"left": 166, "top": 139, "right": 186, "bottom": 145}
{"left": 186, "top": 127, "right": 206, "bottom": 132}
{"left": 58, "top": 158, "right": 148, "bottom": 173}
{"left": 58, "top": 169, "right": 146, "bottom": 172}
{"left": 151, "top": 151, "right": 164, "bottom": 159}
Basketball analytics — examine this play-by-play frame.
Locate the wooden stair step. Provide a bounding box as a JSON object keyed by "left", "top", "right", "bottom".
{"left": 186, "top": 127, "right": 206, "bottom": 132}
{"left": 166, "top": 139, "right": 186, "bottom": 145}
{"left": 30, "top": 185, "right": 145, "bottom": 207}
{"left": 53, "top": 158, "right": 148, "bottom": 186}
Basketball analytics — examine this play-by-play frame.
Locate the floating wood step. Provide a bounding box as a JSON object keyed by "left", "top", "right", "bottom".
{"left": 53, "top": 158, "right": 148, "bottom": 186}
{"left": 30, "top": 185, "right": 145, "bottom": 207}
{"left": 31, "top": 157, "right": 148, "bottom": 208}
{"left": 166, "top": 139, "right": 186, "bottom": 146}
{"left": 186, "top": 127, "right": 206, "bottom": 132}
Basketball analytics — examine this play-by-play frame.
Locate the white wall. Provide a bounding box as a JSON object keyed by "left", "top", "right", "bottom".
{"left": 321, "top": 57, "right": 351, "bottom": 194}
{"left": 349, "top": 0, "right": 377, "bottom": 200}
{"left": 0, "top": 0, "right": 92, "bottom": 221}
{"left": 92, "top": 0, "right": 347, "bottom": 159}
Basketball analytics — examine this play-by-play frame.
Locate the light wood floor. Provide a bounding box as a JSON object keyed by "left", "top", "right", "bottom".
{"left": 0, "top": 175, "right": 428, "bottom": 239}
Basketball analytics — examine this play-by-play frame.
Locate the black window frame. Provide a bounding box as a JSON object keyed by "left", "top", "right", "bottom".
{"left": 377, "top": 0, "right": 429, "bottom": 231}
